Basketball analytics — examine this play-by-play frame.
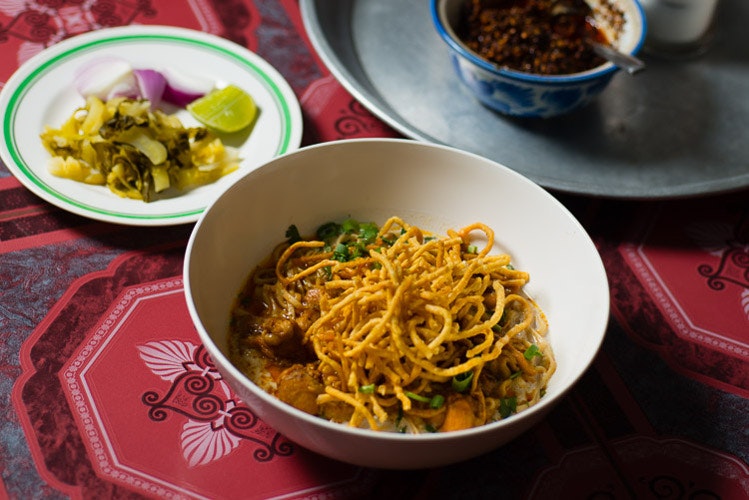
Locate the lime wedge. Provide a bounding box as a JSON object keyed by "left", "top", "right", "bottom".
{"left": 187, "top": 84, "right": 256, "bottom": 133}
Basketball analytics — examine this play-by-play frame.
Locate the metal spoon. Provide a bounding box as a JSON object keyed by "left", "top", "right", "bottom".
{"left": 589, "top": 40, "right": 646, "bottom": 75}
{"left": 545, "top": 1, "right": 647, "bottom": 75}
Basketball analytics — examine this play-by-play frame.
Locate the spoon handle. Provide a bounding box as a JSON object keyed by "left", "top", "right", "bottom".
{"left": 590, "top": 41, "right": 646, "bottom": 75}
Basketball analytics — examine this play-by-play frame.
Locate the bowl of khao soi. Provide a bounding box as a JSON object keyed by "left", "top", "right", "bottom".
{"left": 184, "top": 138, "right": 610, "bottom": 469}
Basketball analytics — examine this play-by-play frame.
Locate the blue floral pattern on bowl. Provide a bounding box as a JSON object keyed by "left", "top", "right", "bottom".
{"left": 452, "top": 55, "right": 616, "bottom": 117}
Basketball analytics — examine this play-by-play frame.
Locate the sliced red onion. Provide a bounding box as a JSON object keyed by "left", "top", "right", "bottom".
{"left": 105, "top": 80, "right": 139, "bottom": 100}
{"left": 133, "top": 68, "right": 167, "bottom": 108}
{"left": 161, "top": 67, "right": 214, "bottom": 107}
{"left": 74, "top": 56, "right": 136, "bottom": 100}
{"left": 74, "top": 58, "right": 213, "bottom": 109}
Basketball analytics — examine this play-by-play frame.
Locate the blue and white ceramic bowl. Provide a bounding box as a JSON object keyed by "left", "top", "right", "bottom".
{"left": 431, "top": 0, "right": 646, "bottom": 118}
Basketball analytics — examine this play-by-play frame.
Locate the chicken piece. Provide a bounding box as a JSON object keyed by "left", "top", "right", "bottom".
{"left": 275, "top": 364, "right": 324, "bottom": 415}
{"left": 236, "top": 315, "right": 314, "bottom": 363}
{"left": 439, "top": 394, "right": 479, "bottom": 432}
{"left": 296, "top": 287, "right": 322, "bottom": 332}
{"left": 319, "top": 400, "right": 354, "bottom": 424}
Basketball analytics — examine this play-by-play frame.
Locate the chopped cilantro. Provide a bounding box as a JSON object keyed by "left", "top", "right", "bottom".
{"left": 359, "top": 222, "right": 379, "bottom": 243}
{"left": 316, "top": 221, "right": 342, "bottom": 241}
{"left": 285, "top": 224, "right": 302, "bottom": 244}
{"left": 333, "top": 242, "right": 349, "bottom": 262}
{"left": 322, "top": 266, "right": 332, "bottom": 279}
{"left": 350, "top": 242, "right": 367, "bottom": 259}
{"left": 499, "top": 397, "right": 517, "bottom": 418}
{"left": 341, "top": 218, "right": 359, "bottom": 234}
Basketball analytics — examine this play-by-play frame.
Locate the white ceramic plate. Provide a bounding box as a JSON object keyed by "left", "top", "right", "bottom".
{"left": 0, "top": 25, "right": 303, "bottom": 226}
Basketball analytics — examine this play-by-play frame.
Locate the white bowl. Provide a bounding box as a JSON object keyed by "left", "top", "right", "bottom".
{"left": 184, "top": 139, "right": 609, "bottom": 469}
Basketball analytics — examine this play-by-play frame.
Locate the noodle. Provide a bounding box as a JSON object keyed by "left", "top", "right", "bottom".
{"left": 229, "top": 217, "right": 555, "bottom": 433}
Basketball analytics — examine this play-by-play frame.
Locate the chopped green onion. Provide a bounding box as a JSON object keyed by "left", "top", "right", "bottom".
{"left": 285, "top": 224, "right": 302, "bottom": 244}
{"left": 524, "top": 344, "right": 542, "bottom": 360}
{"left": 506, "top": 263, "right": 515, "bottom": 270}
{"left": 467, "top": 244, "right": 478, "bottom": 254}
{"left": 429, "top": 394, "right": 445, "bottom": 409}
{"left": 359, "top": 384, "right": 375, "bottom": 394}
{"left": 405, "top": 392, "right": 445, "bottom": 409}
{"left": 509, "top": 371, "right": 523, "bottom": 379}
{"left": 499, "top": 396, "right": 517, "bottom": 418}
{"left": 452, "top": 371, "right": 474, "bottom": 392}
{"left": 425, "top": 423, "right": 438, "bottom": 433}
{"left": 405, "top": 391, "right": 431, "bottom": 403}
{"left": 492, "top": 311, "right": 508, "bottom": 333}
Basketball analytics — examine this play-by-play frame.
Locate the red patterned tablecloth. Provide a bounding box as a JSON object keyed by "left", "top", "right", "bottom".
{"left": 1, "top": 1, "right": 747, "bottom": 499}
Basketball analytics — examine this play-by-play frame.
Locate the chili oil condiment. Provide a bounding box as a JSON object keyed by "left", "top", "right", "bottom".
{"left": 459, "top": 0, "right": 614, "bottom": 75}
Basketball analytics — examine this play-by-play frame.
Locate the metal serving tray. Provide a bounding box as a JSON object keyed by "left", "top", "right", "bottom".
{"left": 300, "top": 0, "right": 749, "bottom": 198}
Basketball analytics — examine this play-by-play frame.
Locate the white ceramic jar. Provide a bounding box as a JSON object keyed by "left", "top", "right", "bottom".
{"left": 640, "top": 0, "right": 720, "bottom": 56}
